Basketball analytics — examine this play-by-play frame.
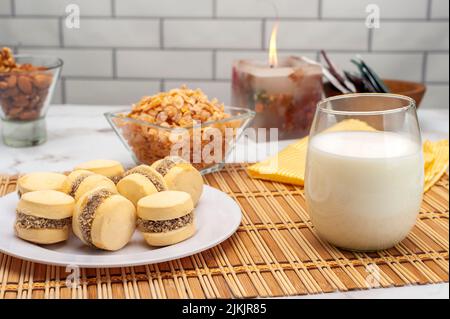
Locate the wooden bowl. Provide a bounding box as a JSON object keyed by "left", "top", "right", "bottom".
{"left": 323, "top": 79, "right": 427, "bottom": 108}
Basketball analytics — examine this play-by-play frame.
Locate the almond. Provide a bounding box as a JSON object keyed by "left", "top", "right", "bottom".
{"left": 4, "top": 87, "right": 19, "bottom": 98}
{"left": 32, "top": 74, "right": 52, "bottom": 89}
{"left": 6, "top": 75, "right": 17, "bottom": 88}
{"left": 19, "top": 110, "right": 38, "bottom": 121}
{"left": 13, "top": 95, "right": 29, "bottom": 108}
{"left": 18, "top": 76, "right": 33, "bottom": 95}
{"left": 0, "top": 81, "right": 7, "bottom": 90}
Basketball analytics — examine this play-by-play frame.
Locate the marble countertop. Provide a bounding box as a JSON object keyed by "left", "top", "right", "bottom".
{"left": 0, "top": 105, "right": 448, "bottom": 299}
{"left": 0, "top": 105, "right": 448, "bottom": 174}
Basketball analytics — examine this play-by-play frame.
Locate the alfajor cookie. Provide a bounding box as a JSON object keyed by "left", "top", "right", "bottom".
{"left": 73, "top": 187, "right": 136, "bottom": 251}
{"left": 17, "top": 172, "right": 67, "bottom": 197}
{"left": 15, "top": 190, "right": 75, "bottom": 244}
{"left": 116, "top": 165, "right": 167, "bottom": 205}
{"left": 74, "top": 159, "right": 125, "bottom": 182}
{"left": 62, "top": 170, "right": 117, "bottom": 201}
{"left": 151, "top": 156, "right": 203, "bottom": 206}
{"left": 137, "top": 191, "right": 196, "bottom": 247}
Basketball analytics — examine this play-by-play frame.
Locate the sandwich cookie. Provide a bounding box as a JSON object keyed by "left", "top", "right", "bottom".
{"left": 116, "top": 165, "right": 168, "bottom": 205}
{"left": 73, "top": 187, "right": 136, "bottom": 251}
{"left": 62, "top": 170, "right": 117, "bottom": 201}
{"left": 137, "top": 191, "right": 196, "bottom": 246}
{"left": 17, "top": 172, "right": 67, "bottom": 197}
{"left": 74, "top": 159, "right": 125, "bottom": 183}
{"left": 151, "top": 156, "right": 203, "bottom": 206}
{"left": 15, "top": 190, "right": 75, "bottom": 244}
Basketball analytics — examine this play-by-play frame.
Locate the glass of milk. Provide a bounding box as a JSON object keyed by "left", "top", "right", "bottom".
{"left": 305, "top": 93, "right": 424, "bottom": 251}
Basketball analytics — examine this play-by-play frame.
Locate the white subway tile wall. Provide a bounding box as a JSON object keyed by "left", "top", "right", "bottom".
{"left": 0, "top": 1, "right": 11, "bottom": 15}
{"left": 14, "top": 0, "right": 112, "bottom": 16}
{"left": 372, "top": 22, "right": 449, "bottom": 51}
{"left": 427, "top": 53, "right": 450, "bottom": 82}
{"left": 115, "top": 0, "right": 213, "bottom": 17}
{"left": 322, "top": 0, "right": 429, "bottom": 19}
{"left": 431, "top": 0, "right": 450, "bottom": 19}
{"left": 265, "top": 20, "right": 368, "bottom": 50}
{"left": 164, "top": 20, "right": 262, "bottom": 49}
{"left": 216, "top": 0, "right": 319, "bottom": 18}
{"left": 0, "top": 18, "right": 60, "bottom": 46}
{"left": 422, "top": 84, "right": 450, "bottom": 108}
{"left": 65, "top": 79, "right": 160, "bottom": 105}
{"left": 18, "top": 48, "right": 114, "bottom": 77}
{"left": 63, "top": 19, "right": 160, "bottom": 47}
{"left": 0, "top": 0, "right": 448, "bottom": 109}
{"left": 116, "top": 50, "right": 213, "bottom": 79}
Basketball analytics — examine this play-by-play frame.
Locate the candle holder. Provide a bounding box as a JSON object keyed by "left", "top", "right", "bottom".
{"left": 232, "top": 56, "right": 323, "bottom": 140}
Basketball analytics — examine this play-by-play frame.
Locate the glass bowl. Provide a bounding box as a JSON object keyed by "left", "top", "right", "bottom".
{"left": 105, "top": 106, "right": 255, "bottom": 174}
{"left": 0, "top": 55, "right": 63, "bottom": 147}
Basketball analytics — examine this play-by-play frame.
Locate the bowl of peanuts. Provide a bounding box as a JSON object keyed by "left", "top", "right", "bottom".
{"left": 105, "top": 86, "right": 255, "bottom": 174}
{"left": 0, "top": 47, "right": 63, "bottom": 147}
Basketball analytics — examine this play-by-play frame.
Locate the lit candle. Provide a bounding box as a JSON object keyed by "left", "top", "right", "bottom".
{"left": 232, "top": 23, "right": 323, "bottom": 139}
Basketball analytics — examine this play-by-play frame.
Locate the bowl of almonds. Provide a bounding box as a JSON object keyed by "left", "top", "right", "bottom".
{"left": 0, "top": 47, "right": 63, "bottom": 147}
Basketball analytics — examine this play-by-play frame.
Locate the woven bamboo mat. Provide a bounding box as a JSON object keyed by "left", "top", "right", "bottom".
{"left": 0, "top": 163, "right": 448, "bottom": 299}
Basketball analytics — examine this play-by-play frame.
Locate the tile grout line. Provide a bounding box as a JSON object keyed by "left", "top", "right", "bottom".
{"left": 368, "top": 28, "right": 373, "bottom": 52}
{"left": 58, "top": 16, "right": 64, "bottom": 48}
{"left": 0, "top": 15, "right": 448, "bottom": 21}
{"left": 112, "top": 48, "right": 117, "bottom": 79}
{"left": 160, "top": 18, "right": 164, "bottom": 49}
{"left": 422, "top": 52, "right": 429, "bottom": 83}
{"left": 61, "top": 77, "right": 67, "bottom": 104}
{"left": 317, "top": 0, "right": 322, "bottom": 19}
{"left": 427, "top": 0, "right": 432, "bottom": 20}
{"left": 212, "top": 0, "right": 217, "bottom": 18}
{"left": 10, "top": 0, "right": 15, "bottom": 16}
{"left": 261, "top": 18, "right": 266, "bottom": 50}
{"left": 212, "top": 49, "right": 217, "bottom": 80}
{"left": 8, "top": 46, "right": 450, "bottom": 54}
{"left": 111, "top": 0, "right": 116, "bottom": 17}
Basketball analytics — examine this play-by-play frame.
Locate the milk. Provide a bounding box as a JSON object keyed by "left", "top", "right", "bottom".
{"left": 305, "top": 131, "right": 424, "bottom": 251}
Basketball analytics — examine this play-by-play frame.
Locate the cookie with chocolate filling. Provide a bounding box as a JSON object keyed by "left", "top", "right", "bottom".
{"left": 116, "top": 165, "right": 168, "bottom": 205}
{"left": 62, "top": 170, "right": 117, "bottom": 201}
{"left": 151, "top": 156, "right": 203, "bottom": 206}
{"left": 17, "top": 172, "right": 67, "bottom": 197}
{"left": 137, "top": 190, "right": 196, "bottom": 246}
{"left": 15, "top": 190, "right": 75, "bottom": 244}
{"left": 73, "top": 187, "right": 136, "bottom": 251}
{"left": 74, "top": 159, "right": 125, "bottom": 183}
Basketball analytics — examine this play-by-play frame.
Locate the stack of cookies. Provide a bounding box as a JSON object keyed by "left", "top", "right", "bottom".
{"left": 14, "top": 157, "right": 203, "bottom": 251}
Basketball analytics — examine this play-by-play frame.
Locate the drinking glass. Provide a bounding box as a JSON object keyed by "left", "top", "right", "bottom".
{"left": 0, "top": 55, "right": 63, "bottom": 147}
{"left": 305, "top": 93, "right": 424, "bottom": 251}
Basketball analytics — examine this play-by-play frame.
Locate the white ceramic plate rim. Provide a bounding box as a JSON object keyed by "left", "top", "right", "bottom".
{"left": 0, "top": 185, "right": 241, "bottom": 268}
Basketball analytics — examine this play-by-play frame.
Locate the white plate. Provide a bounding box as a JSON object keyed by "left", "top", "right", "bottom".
{"left": 0, "top": 186, "right": 241, "bottom": 268}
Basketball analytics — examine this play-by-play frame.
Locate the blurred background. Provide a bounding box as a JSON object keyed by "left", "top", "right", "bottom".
{"left": 1, "top": 0, "right": 448, "bottom": 108}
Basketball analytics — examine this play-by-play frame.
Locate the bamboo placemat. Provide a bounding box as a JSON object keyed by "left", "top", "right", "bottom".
{"left": 0, "top": 164, "right": 448, "bottom": 299}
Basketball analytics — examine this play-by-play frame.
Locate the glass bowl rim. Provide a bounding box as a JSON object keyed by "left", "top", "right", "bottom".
{"left": 317, "top": 93, "right": 416, "bottom": 116}
{"left": 104, "top": 105, "right": 256, "bottom": 131}
{"left": 0, "top": 54, "right": 64, "bottom": 75}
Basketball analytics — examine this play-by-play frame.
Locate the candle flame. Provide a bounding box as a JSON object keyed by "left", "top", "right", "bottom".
{"left": 268, "top": 22, "right": 279, "bottom": 68}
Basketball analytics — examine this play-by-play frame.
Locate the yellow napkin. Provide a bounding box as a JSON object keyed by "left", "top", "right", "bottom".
{"left": 247, "top": 120, "right": 449, "bottom": 192}
{"left": 423, "top": 139, "right": 449, "bottom": 192}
